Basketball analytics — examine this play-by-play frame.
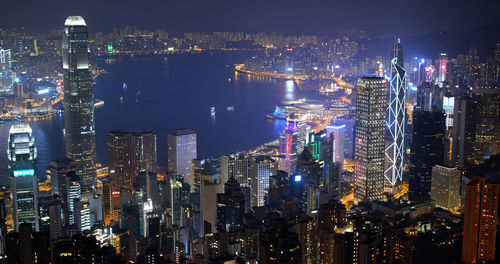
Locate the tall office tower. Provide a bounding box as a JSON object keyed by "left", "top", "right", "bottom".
{"left": 326, "top": 124, "right": 345, "bottom": 169}
{"left": 452, "top": 97, "right": 477, "bottom": 167}
{"left": 307, "top": 129, "right": 328, "bottom": 161}
{"left": 48, "top": 158, "right": 76, "bottom": 198}
{"left": 199, "top": 162, "right": 223, "bottom": 236}
{"left": 438, "top": 53, "right": 448, "bottom": 83}
{"left": 220, "top": 153, "right": 248, "bottom": 187}
{"left": 385, "top": 40, "right": 407, "bottom": 188}
{"left": 249, "top": 156, "right": 277, "bottom": 207}
{"left": 462, "top": 176, "right": 499, "bottom": 263}
{"left": 74, "top": 199, "right": 91, "bottom": 231}
{"left": 216, "top": 177, "right": 245, "bottom": 232}
{"left": 107, "top": 131, "right": 131, "bottom": 190}
{"left": 8, "top": 124, "right": 39, "bottom": 231}
{"left": 42, "top": 196, "right": 64, "bottom": 242}
{"left": 0, "top": 187, "right": 7, "bottom": 258}
{"left": 63, "top": 16, "right": 96, "bottom": 192}
{"left": 107, "top": 130, "right": 158, "bottom": 190}
{"left": 326, "top": 162, "right": 342, "bottom": 201}
{"left": 130, "top": 131, "right": 158, "bottom": 180}
{"left": 443, "top": 95, "right": 455, "bottom": 130}
{"left": 47, "top": 158, "right": 76, "bottom": 226}
{"left": 296, "top": 122, "right": 311, "bottom": 155}
{"left": 168, "top": 129, "right": 197, "bottom": 182}
{"left": 101, "top": 178, "right": 113, "bottom": 226}
{"left": 170, "top": 176, "right": 184, "bottom": 227}
{"left": 408, "top": 111, "right": 445, "bottom": 202}
{"left": 430, "top": 165, "right": 460, "bottom": 212}
{"left": 354, "top": 77, "right": 387, "bottom": 201}
{"left": 473, "top": 91, "right": 500, "bottom": 163}
{"left": 295, "top": 148, "right": 323, "bottom": 190}
{"left": 0, "top": 48, "right": 13, "bottom": 94}
{"left": 279, "top": 115, "right": 298, "bottom": 174}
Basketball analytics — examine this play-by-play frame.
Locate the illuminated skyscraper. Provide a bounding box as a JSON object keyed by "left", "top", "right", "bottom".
{"left": 462, "top": 176, "right": 499, "bottom": 263}
{"left": 47, "top": 158, "right": 77, "bottom": 226}
{"left": 8, "top": 124, "right": 39, "bottom": 231}
{"left": 0, "top": 48, "right": 13, "bottom": 94}
{"left": 438, "top": 53, "right": 448, "bottom": 83}
{"left": 279, "top": 115, "right": 298, "bottom": 174}
{"left": 168, "top": 129, "right": 197, "bottom": 182}
{"left": 326, "top": 124, "right": 345, "bottom": 170}
{"left": 354, "top": 77, "right": 387, "bottom": 201}
{"left": 63, "top": 16, "right": 96, "bottom": 192}
{"left": 249, "top": 156, "right": 277, "bottom": 207}
{"left": 220, "top": 153, "right": 248, "bottom": 186}
{"left": 107, "top": 130, "right": 158, "bottom": 190}
{"left": 385, "top": 39, "right": 407, "bottom": 187}
{"left": 67, "top": 172, "right": 81, "bottom": 225}
{"left": 107, "top": 131, "right": 130, "bottom": 190}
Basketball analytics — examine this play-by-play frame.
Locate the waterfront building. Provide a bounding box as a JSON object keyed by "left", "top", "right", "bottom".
{"left": 8, "top": 124, "right": 39, "bottom": 231}
{"left": 354, "top": 77, "right": 387, "bottom": 201}
{"left": 462, "top": 176, "right": 499, "bottom": 263}
{"left": 63, "top": 16, "right": 97, "bottom": 192}
{"left": 168, "top": 129, "right": 197, "bottom": 183}
{"left": 430, "top": 165, "right": 460, "bottom": 212}
{"left": 0, "top": 48, "right": 12, "bottom": 94}
{"left": 249, "top": 156, "right": 277, "bottom": 207}
{"left": 385, "top": 39, "right": 407, "bottom": 188}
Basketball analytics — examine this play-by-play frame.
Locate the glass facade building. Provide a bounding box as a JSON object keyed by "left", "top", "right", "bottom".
{"left": 8, "top": 124, "right": 39, "bottom": 231}
{"left": 354, "top": 77, "right": 387, "bottom": 201}
{"left": 63, "top": 16, "right": 96, "bottom": 192}
{"left": 167, "top": 129, "right": 197, "bottom": 182}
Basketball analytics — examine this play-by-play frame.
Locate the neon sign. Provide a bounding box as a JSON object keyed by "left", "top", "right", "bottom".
{"left": 13, "top": 169, "right": 34, "bottom": 176}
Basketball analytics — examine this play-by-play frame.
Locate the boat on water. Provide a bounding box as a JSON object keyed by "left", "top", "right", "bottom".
{"left": 123, "top": 82, "right": 127, "bottom": 90}
{"left": 210, "top": 107, "right": 216, "bottom": 115}
{"left": 227, "top": 106, "right": 235, "bottom": 111}
{"left": 120, "top": 97, "right": 124, "bottom": 103}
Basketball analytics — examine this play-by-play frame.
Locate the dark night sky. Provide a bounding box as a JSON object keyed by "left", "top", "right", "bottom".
{"left": 1, "top": 0, "right": 499, "bottom": 36}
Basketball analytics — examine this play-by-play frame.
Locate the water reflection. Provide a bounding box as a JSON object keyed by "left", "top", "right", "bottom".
{"left": 285, "top": 80, "right": 295, "bottom": 100}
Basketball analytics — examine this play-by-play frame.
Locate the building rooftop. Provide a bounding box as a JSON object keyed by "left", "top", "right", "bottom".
{"left": 169, "top": 128, "right": 195, "bottom": 136}
{"left": 9, "top": 123, "right": 32, "bottom": 135}
{"left": 64, "top": 16, "right": 86, "bottom": 26}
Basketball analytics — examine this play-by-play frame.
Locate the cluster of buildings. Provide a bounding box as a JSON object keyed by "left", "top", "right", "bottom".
{"left": 0, "top": 16, "right": 498, "bottom": 264}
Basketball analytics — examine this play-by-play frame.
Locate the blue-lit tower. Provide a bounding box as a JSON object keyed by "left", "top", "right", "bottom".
{"left": 385, "top": 38, "right": 407, "bottom": 187}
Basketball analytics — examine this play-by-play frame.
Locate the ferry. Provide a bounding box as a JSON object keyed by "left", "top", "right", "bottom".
{"left": 210, "top": 107, "right": 216, "bottom": 115}
{"left": 227, "top": 106, "right": 235, "bottom": 111}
